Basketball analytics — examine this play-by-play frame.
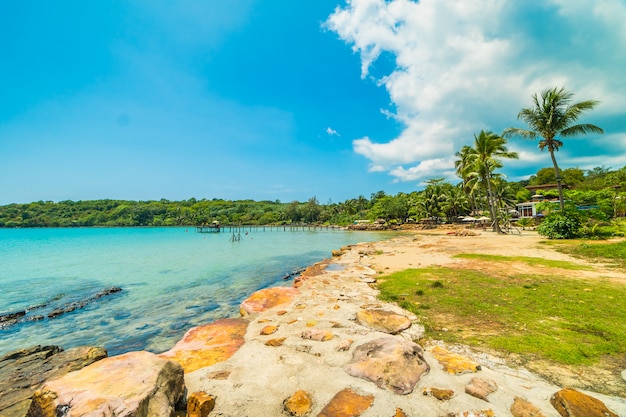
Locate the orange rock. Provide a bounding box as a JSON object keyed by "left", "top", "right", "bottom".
{"left": 239, "top": 287, "right": 300, "bottom": 316}
{"left": 423, "top": 387, "right": 454, "bottom": 401}
{"left": 355, "top": 309, "right": 411, "bottom": 334}
{"left": 277, "top": 310, "right": 288, "bottom": 316}
{"left": 465, "top": 377, "right": 497, "bottom": 402}
{"left": 187, "top": 391, "right": 216, "bottom": 417}
{"left": 301, "top": 329, "right": 334, "bottom": 342}
{"left": 287, "top": 319, "right": 298, "bottom": 325}
{"left": 159, "top": 318, "right": 248, "bottom": 373}
{"left": 394, "top": 408, "right": 408, "bottom": 417}
{"left": 317, "top": 388, "right": 374, "bottom": 417}
{"left": 430, "top": 346, "right": 481, "bottom": 374}
{"left": 283, "top": 390, "right": 313, "bottom": 417}
{"left": 510, "top": 396, "right": 546, "bottom": 417}
{"left": 550, "top": 388, "right": 618, "bottom": 417}
{"left": 260, "top": 325, "right": 278, "bottom": 335}
{"left": 265, "top": 338, "right": 287, "bottom": 347}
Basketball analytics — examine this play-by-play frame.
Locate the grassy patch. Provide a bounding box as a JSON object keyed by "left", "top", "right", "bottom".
{"left": 377, "top": 267, "right": 626, "bottom": 365}
{"left": 453, "top": 253, "right": 593, "bottom": 270}
{"left": 545, "top": 240, "right": 626, "bottom": 269}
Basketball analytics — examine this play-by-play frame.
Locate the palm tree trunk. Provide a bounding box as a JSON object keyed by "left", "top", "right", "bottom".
{"left": 549, "top": 150, "right": 565, "bottom": 211}
{"left": 484, "top": 175, "right": 503, "bottom": 234}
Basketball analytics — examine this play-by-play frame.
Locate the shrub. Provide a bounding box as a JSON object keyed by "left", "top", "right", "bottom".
{"left": 537, "top": 210, "right": 583, "bottom": 239}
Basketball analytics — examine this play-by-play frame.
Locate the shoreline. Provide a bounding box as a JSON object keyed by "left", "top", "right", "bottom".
{"left": 178, "top": 229, "right": 626, "bottom": 415}
{"left": 4, "top": 229, "right": 626, "bottom": 416}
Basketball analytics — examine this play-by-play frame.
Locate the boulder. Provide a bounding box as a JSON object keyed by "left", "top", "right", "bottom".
{"left": 345, "top": 337, "right": 429, "bottom": 395}
{"left": 429, "top": 345, "right": 481, "bottom": 374}
{"left": 0, "top": 345, "right": 106, "bottom": 417}
{"left": 239, "top": 287, "right": 300, "bottom": 316}
{"left": 550, "top": 388, "right": 618, "bottom": 417}
{"left": 159, "top": 318, "right": 248, "bottom": 373}
{"left": 27, "top": 351, "right": 184, "bottom": 417}
{"left": 317, "top": 388, "right": 374, "bottom": 417}
{"left": 355, "top": 309, "right": 411, "bottom": 334}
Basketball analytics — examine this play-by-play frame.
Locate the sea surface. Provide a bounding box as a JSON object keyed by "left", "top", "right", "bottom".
{"left": 0, "top": 227, "right": 390, "bottom": 357}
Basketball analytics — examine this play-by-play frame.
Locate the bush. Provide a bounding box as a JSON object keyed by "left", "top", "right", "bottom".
{"left": 537, "top": 211, "right": 583, "bottom": 239}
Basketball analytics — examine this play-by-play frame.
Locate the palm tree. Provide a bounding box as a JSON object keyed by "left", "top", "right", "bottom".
{"left": 503, "top": 87, "right": 604, "bottom": 211}
{"left": 464, "top": 131, "right": 518, "bottom": 233}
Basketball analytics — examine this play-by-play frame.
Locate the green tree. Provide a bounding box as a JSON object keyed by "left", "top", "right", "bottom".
{"left": 504, "top": 87, "right": 604, "bottom": 211}
{"left": 461, "top": 131, "right": 518, "bottom": 233}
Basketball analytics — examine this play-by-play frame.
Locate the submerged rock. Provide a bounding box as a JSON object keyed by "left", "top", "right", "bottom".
{"left": 27, "top": 351, "right": 184, "bottom": 417}
{"left": 0, "top": 345, "right": 107, "bottom": 417}
{"left": 345, "top": 337, "right": 429, "bottom": 395}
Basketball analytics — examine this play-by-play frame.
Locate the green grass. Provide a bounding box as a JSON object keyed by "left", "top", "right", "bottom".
{"left": 378, "top": 267, "right": 626, "bottom": 365}
{"left": 546, "top": 240, "right": 626, "bottom": 269}
{"left": 453, "top": 253, "right": 593, "bottom": 270}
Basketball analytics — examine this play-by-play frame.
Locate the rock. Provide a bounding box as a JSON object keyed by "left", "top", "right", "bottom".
{"left": 550, "top": 388, "right": 618, "bottom": 417}
{"left": 429, "top": 345, "right": 481, "bottom": 374}
{"left": 0, "top": 345, "right": 107, "bottom": 417}
{"left": 447, "top": 410, "right": 496, "bottom": 417}
{"left": 284, "top": 390, "right": 313, "bottom": 417}
{"left": 423, "top": 387, "right": 454, "bottom": 401}
{"left": 27, "top": 351, "right": 184, "bottom": 417}
{"left": 394, "top": 408, "right": 407, "bottom": 417}
{"left": 355, "top": 309, "right": 411, "bottom": 334}
{"left": 301, "top": 329, "right": 334, "bottom": 342}
{"left": 345, "top": 337, "right": 430, "bottom": 395}
{"left": 187, "top": 391, "right": 216, "bottom": 417}
{"left": 510, "top": 396, "right": 547, "bottom": 417}
{"left": 465, "top": 377, "right": 498, "bottom": 402}
{"left": 317, "top": 388, "right": 374, "bottom": 417}
{"left": 336, "top": 339, "right": 353, "bottom": 352}
{"left": 260, "top": 325, "right": 278, "bottom": 335}
{"left": 239, "top": 287, "right": 300, "bottom": 316}
{"left": 265, "top": 338, "right": 287, "bottom": 347}
{"left": 159, "top": 318, "right": 248, "bottom": 373}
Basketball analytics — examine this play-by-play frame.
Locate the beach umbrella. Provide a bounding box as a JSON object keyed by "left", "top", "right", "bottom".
{"left": 462, "top": 216, "right": 476, "bottom": 222}
{"left": 477, "top": 216, "right": 490, "bottom": 222}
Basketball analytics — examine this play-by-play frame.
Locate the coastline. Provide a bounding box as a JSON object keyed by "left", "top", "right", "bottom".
{"left": 178, "top": 229, "right": 626, "bottom": 415}
{"left": 4, "top": 229, "right": 626, "bottom": 416}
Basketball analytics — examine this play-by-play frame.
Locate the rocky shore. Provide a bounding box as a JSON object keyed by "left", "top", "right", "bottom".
{"left": 1, "top": 231, "right": 625, "bottom": 416}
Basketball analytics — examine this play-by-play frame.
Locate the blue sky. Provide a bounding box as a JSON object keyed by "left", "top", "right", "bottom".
{"left": 1, "top": 0, "right": 625, "bottom": 205}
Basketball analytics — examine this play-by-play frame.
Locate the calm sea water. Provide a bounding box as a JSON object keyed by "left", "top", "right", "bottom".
{"left": 0, "top": 227, "right": 389, "bottom": 356}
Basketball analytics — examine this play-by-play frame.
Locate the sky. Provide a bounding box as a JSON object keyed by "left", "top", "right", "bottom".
{"left": 1, "top": 0, "right": 625, "bottom": 205}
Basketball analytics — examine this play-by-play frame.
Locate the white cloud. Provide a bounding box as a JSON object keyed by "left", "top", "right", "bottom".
{"left": 326, "top": 127, "right": 340, "bottom": 136}
{"left": 327, "top": 0, "right": 626, "bottom": 183}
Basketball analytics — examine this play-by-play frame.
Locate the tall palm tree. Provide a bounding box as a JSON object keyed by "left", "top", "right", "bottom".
{"left": 503, "top": 87, "right": 604, "bottom": 211}
{"left": 464, "top": 131, "right": 518, "bottom": 233}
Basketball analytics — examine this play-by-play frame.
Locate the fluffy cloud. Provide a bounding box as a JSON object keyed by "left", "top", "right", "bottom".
{"left": 327, "top": 0, "right": 626, "bottom": 182}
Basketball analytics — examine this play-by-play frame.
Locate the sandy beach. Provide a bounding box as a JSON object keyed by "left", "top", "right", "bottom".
{"left": 178, "top": 229, "right": 626, "bottom": 416}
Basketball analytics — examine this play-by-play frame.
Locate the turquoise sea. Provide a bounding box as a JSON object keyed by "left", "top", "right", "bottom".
{"left": 0, "top": 227, "right": 389, "bottom": 357}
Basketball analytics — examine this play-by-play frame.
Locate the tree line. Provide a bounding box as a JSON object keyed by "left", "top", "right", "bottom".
{"left": 1, "top": 87, "right": 624, "bottom": 233}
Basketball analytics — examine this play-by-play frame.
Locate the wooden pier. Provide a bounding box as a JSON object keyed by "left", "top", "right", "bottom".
{"left": 195, "top": 224, "right": 344, "bottom": 233}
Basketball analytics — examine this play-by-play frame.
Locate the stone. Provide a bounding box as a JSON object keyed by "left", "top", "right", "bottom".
{"left": 510, "top": 396, "right": 547, "bottom": 417}
{"left": 187, "top": 391, "right": 216, "bottom": 417}
{"left": 423, "top": 387, "right": 454, "bottom": 401}
{"left": 301, "top": 329, "right": 334, "bottom": 342}
{"left": 265, "top": 338, "right": 287, "bottom": 347}
{"left": 316, "top": 388, "right": 374, "bottom": 417}
{"left": 550, "top": 388, "right": 618, "bottom": 417}
{"left": 345, "top": 337, "right": 430, "bottom": 395}
{"left": 27, "top": 351, "right": 184, "bottom": 417}
{"left": 429, "top": 345, "right": 481, "bottom": 374}
{"left": 159, "top": 318, "right": 248, "bottom": 373}
{"left": 394, "top": 408, "right": 407, "bottom": 417}
{"left": 355, "top": 309, "right": 411, "bottom": 334}
{"left": 336, "top": 339, "right": 353, "bottom": 352}
{"left": 240, "top": 287, "right": 300, "bottom": 316}
{"left": 260, "top": 325, "right": 278, "bottom": 335}
{"left": 465, "top": 377, "right": 498, "bottom": 402}
{"left": 447, "top": 410, "right": 496, "bottom": 417}
{"left": 0, "top": 345, "right": 107, "bottom": 417}
{"left": 284, "top": 390, "right": 313, "bottom": 417}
